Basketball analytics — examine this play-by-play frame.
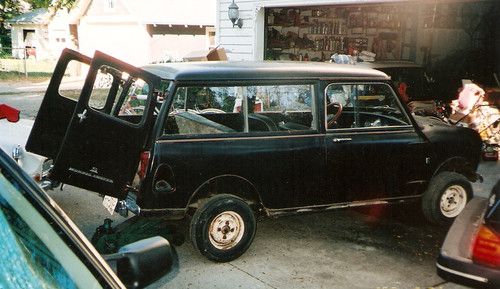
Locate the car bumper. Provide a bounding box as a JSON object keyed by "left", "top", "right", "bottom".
{"left": 436, "top": 197, "right": 500, "bottom": 288}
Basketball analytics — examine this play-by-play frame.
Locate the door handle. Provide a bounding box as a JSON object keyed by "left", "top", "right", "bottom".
{"left": 77, "top": 109, "right": 87, "bottom": 123}
{"left": 332, "top": 137, "right": 352, "bottom": 143}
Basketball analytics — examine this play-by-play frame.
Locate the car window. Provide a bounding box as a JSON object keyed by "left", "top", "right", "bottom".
{"left": 58, "top": 60, "right": 90, "bottom": 101}
{"left": 0, "top": 173, "right": 103, "bottom": 289}
{"left": 325, "top": 83, "right": 411, "bottom": 129}
{"left": 88, "top": 65, "right": 121, "bottom": 110}
{"left": 165, "top": 84, "right": 317, "bottom": 135}
{"left": 87, "top": 65, "right": 154, "bottom": 125}
{"left": 115, "top": 78, "right": 149, "bottom": 116}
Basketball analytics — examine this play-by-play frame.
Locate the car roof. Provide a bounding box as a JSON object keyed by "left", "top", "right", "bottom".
{"left": 141, "top": 61, "right": 390, "bottom": 82}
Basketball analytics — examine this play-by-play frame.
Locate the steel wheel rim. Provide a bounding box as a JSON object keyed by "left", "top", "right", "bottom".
{"left": 208, "top": 211, "right": 245, "bottom": 250}
{"left": 440, "top": 185, "right": 467, "bottom": 218}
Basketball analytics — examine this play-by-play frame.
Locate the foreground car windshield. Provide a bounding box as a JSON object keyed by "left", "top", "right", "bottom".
{"left": 0, "top": 172, "right": 103, "bottom": 289}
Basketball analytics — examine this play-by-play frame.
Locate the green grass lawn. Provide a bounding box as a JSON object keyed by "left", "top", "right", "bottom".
{"left": 0, "top": 70, "right": 52, "bottom": 82}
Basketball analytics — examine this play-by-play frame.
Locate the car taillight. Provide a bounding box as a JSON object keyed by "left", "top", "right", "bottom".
{"left": 472, "top": 224, "right": 500, "bottom": 268}
{"left": 138, "top": 151, "right": 150, "bottom": 180}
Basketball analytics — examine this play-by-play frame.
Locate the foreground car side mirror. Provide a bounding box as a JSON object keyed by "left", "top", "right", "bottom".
{"left": 104, "top": 236, "right": 174, "bottom": 289}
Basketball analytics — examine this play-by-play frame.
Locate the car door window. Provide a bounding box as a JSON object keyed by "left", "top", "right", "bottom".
{"left": 325, "top": 83, "right": 411, "bottom": 129}
{"left": 88, "top": 65, "right": 121, "bottom": 110}
{"left": 0, "top": 174, "right": 103, "bottom": 289}
{"left": 87, "top": 65, "right": 152, "bottom": 125}
{"left": 58, "top": 60, "right": 90, "bottom": 101}
{"left": 165, "top": 84, "right": 317, "bottom": 135}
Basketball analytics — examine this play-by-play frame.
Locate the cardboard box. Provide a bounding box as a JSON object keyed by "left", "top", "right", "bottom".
{"left": 183, "top": 46, "right": 227, "bottom": 62}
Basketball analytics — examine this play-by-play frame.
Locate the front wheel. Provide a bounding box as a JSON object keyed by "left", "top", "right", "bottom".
{"left": 189, "top": 194, "right": 256, "bottom": 262}
{"left": 422, "top": 171, "right": 472, "bottom": 225}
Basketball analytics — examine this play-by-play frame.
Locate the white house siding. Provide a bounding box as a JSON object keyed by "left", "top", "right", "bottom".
{"left": 47, "top": 10, "right": 72, "bottom": 59}
{"left": 217, "top": 0, "right": 260, "bottom": 60}
{"left": 75, "top": 0, "right": 216, "bottom": 65}
{"left": 150, "top": 34, "right": 209, "bottom": 62}
{"left": 78, "top": 21, "right": 150, "bottom": 65}
{"left": 10, "top": 26, "right": 24, "bottom": 58}
{"left": 76, "top": 0, "right": 150, "bottom": 65}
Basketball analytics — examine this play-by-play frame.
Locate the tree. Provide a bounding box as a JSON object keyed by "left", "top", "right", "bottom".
{"left": 27, "top": 0, "right": 77, "bottom": 10}
{"left": 51, "top": 0, "right": 77, "bottom": 11}
{"left": 0, "top": 0, "right": 23, "bottom": 47}
{"left": 0, "top": 0, "right": 76, "bottom": 48}
{"left": 29, "top": 0, "right": 51, "bottom": 9}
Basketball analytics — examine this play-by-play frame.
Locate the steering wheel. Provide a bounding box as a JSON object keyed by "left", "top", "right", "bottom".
{"left": 327, "top": 102, "right": 343, "bottom": 128}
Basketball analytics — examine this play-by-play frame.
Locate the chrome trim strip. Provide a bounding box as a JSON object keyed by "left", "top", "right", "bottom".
{"left": 157, "top": 133, "right": 323, "bottom": 143}
{"left": 327, "top": 125, "right": 414, "bottom": 132}
{"left": 327, "top": 128, "right": 415, "bottom": 135}
{"left": 436, "top": 263, "right": 488, "bottom": 283}
{"left": 157, "top": 127, "right": 417, "bottom": 143}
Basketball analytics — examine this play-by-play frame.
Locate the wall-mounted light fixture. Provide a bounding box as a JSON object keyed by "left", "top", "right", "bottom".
{"left": 228, "top": 0, "right": 243, "bottom": 28}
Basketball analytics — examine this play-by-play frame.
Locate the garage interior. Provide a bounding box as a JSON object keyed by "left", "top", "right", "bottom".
{"left": 264, "top": 1, "right": 499, "bottom": 93}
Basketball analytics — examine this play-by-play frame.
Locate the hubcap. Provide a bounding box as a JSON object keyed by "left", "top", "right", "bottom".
{"left": 208, "top": 211, "right": 245, "bottom": 250}
{"left": 440, "top": 185, "right": 467, "bottom": 218}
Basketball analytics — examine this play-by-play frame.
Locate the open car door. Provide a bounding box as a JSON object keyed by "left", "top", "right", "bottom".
{"left": 31, "top": 50, "right": 161, "bottom": 199}
{"left": 27, "top": 49, "right": 91, "bottom": 160}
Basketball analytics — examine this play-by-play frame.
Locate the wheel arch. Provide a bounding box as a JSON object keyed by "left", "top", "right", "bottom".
{"left": 186, "top": 174, "right": 266, "bottom": 216}
{"left": 433, "top": 156, "right": 481, "bottom": 182}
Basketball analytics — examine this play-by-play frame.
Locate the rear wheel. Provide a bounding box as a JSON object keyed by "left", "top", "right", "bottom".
{"left": 422, "top": 171, "right": 472, "bottom": 225}
{"left": 189, "top": 194, "right": 256, "bottom": 262}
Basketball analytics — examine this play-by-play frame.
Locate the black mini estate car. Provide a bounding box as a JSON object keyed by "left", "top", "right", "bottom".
{"left": 27, "top": 49, "right": 482, "bottom": 262}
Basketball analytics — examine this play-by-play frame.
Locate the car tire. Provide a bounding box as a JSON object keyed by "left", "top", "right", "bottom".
{"left": 422, "top": 171, "right": 472, "bottom": 225}
{"left": 189, "top": 194, "right": 256, "bottom": 262}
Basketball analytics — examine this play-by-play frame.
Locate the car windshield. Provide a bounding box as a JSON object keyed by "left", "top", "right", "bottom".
{"left": 0, "top": 171, "right": 102, "bottom": 289}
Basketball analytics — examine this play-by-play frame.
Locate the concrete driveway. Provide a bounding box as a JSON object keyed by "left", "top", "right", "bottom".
{"left": 46, "top": 161, "right": 497, "bottom": 289}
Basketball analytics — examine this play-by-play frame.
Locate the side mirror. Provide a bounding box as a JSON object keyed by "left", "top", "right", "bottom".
{"left": 104, "top": 236, "right": 174, "bottom": 289}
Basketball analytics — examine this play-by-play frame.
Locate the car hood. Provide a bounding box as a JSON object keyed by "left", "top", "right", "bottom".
{"left": 413, "top": 115, "right": 451, "bottom": 129}
{"left": 413, "top": 115, "right": 482, "bottom": 173}
{"left": 413, "top": 115, "right": 480, "bottom": 143}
